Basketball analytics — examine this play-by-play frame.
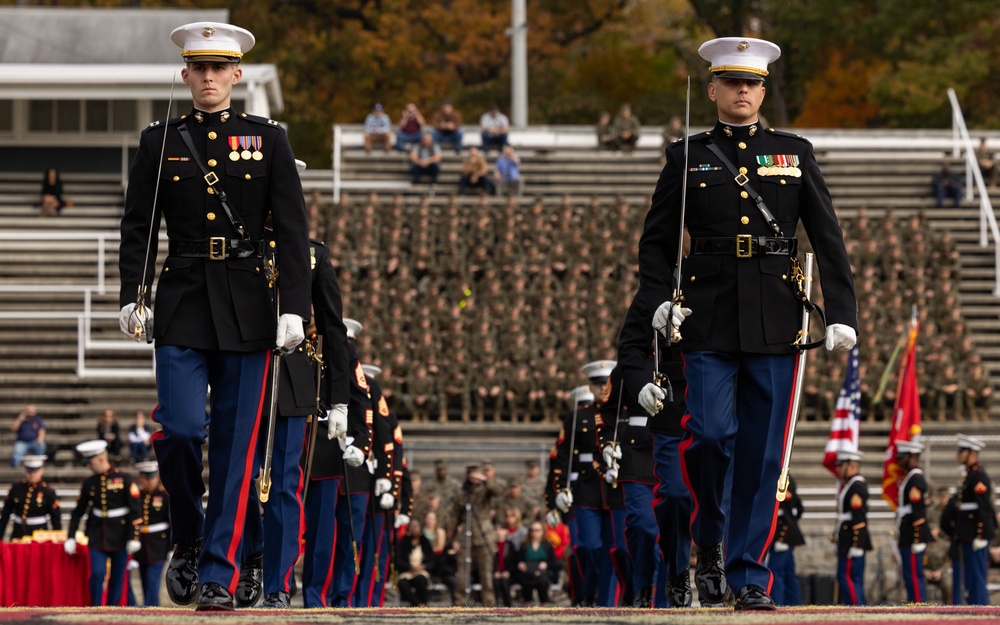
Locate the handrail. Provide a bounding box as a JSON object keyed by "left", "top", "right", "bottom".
{"left": 948, "top": 88, "right": 1000, "bottom": 296}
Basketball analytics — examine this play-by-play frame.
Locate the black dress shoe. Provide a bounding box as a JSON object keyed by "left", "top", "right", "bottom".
{"left": 734, "top": 584, "right": 776, "bottom": 611}
{"left": 261, "top": 591, "right": 291, "bottom": 608}
{"left": 235, "top": 552, "right": 263, "bottom": 608}
{"left": 196, "top": 582, "right": 235, "bottom": 612}
{"left": 667, "top": 569, "right": 693, "bottom": 608}
{"left": 694, "top": 542, "right": 729, "bottom": 607}
{"left": 633, "top": 585, "right": 653, "bottom": 608}
{"left": 166, "top": 538, "right": 202, "bottom": 605}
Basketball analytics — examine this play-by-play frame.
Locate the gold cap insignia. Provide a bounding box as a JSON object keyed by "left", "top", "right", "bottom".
{"left": 737, "top": 41, "right": 750, "bottom": 51}
{"left": 202, "top": 27, "right": 216, "bottom": 38}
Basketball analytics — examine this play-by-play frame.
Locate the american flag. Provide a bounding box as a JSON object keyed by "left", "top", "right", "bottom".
{"left": 822, "top": 345, "right": 861, "bottom": 475}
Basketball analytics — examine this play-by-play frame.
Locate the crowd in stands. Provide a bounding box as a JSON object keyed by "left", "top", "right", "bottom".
{"left": 313, "top": 183, "right": 988, "bottom": 423}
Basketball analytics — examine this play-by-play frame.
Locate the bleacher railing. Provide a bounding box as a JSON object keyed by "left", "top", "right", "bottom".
{"left": 0, "top": 231, "right": 157, "bottom": 378}
{"left": 949, "top": 87, "right": 1000, "bottom": 296}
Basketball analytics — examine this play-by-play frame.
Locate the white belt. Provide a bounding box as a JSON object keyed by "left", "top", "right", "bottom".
{"left": 142, "top": 522, "right": 169, "bottom": 533}
{"left": 628, "top": 416, "right": 648, "bottom": 427}
{"left": 896, "top": 504, "right": 912, "bottom": 516}
{"left": 92, "top": 507, "right": 130, "bottom": 518}
{"left": 12, "top": 516, "right": 47, "bottom": 525}
{"left": 578, "top": 453, "right": 594, "bottom": 463}
{"left": 959, "top": 502, "right": 979, "bottom": 511}
{"left": 570, "top": 472, "right": 579, "bottom": 482}
{"left": 838, "top": 512, "right": 852, "bottom": 522}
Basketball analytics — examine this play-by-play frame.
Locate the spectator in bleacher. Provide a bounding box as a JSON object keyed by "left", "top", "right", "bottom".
{"left": 397, "top": 516, "right": 436, "bottom": 606}
{"left": 97, "top": 408, "right": 123, "bottom": 465}
{"left": 494, "top": 145, "right": 523, "bottom": 197}
{"left": 612, "top": 104, "right": 640, "bottom": 154}
{"left": 513, "top": 520, "right": 556, "bottom": 605}
{"left": 479, "top": 104, "right": 510, "bottom": 154}
{"left": 431, "top": 101, "right": 464, "bottom": 155}
{"left": 458, "top": 146, "right": 495, "bottom": 196}
{"left": 363, "top": 103, "right": 394, "bottom": 153}
{"left": 40, "top": 167, "right": 71, "bottom": 217}
{"left": 662, "top": 115, "right": 683, "bottom": 146}
{"left": 932, "top": 163, "right": 963, "bottom": 207}
{"left": 410, "top": 133, "right": 443, "bottom": 186}
{"left": 10, "top": 404, "right": 46, "bottom": 468}
{"left": 976, "top": 137, "right": 997, "bottom": 188}
{"left": 493, "top": 506, "right": 524, "bottom": 606}
{"left": 396, "top": 102, "right": 426, "bottom": 152}
{"left": 128, "top": 410, "right": 153, "bottom": 463}
{"left": 596, "top": 112, "right": 616, "bottom": 150}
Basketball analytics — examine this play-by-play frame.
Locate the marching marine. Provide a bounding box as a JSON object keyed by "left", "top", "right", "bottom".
{"left": 952, "top": 434, "right": 997, "bottom": 605}
{"left": 134, "top": 461, "right": 172, "bottom": 607}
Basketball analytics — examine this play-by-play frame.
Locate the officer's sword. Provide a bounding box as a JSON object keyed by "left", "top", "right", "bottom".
{"left": 341, "top": 435, "right": 360, "bottom": 574}
{"left": 301, "top": 335, "right": 323, "bottom": 504}
{"left": 667, "top": 76, "right": 692, "bottom": 345}
{"left": 563, "top": 393, "right": 581, "bottom": 495}
{"left": 258, "top": 257, "right": 282, "bottom": 504}
{"left": 609, "top": 379, "right": 624, "bottom": 489}
{"left": 776, "top": 252, "right": 815, "bottom": 502}
{"left": 130, "top": 73, "right": 177, "bottom": 343}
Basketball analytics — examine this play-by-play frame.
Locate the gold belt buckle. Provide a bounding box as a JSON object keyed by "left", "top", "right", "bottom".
{"left": 208, "top": 237, "right": 227, "bottom": 260}
{"left": 736, "top": 234, "right": 753, "bottom": 258}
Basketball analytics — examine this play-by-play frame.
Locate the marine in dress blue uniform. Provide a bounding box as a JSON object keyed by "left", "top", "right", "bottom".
{"left": 952, "top": 434, "right": 996, "bottom": 605}
{"left": 636, "top": 37, "right": 858, "bottom": 610}
{"left": 239, "top": 236, "right": 351, "bottom": 609}
{"left": 893, "top": 439, "right": 934, "bottom": 604}
{"left": 0, "top": 455, "right": 61, "bottom": 541}
{"left": 65, "top": 441, "right": 143, "bottom": 606}
{"left": 133, "top": 461, "right": 171, "bottom": 607}
{"left": 834, "top": 449, "right": 870, "bottom": 606}
{"left": 117, "top": 22, "right": 311, "bottom": 611}
{"left": 768, "top": 474, "right": 804, "bottom": 606}
{"left": 301, "top": 319, "right": 373, "bottom": 608}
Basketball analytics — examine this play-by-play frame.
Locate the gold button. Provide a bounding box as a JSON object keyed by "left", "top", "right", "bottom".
{"left": 245, "top": 174, "right": 252, "bottom": 180}
{"left": 269, "top": 240, "right": 276, "bottom": 248}
{"left": 699, "top": 182, "right": 706, "bottom": 188}
{"left": 208, "top": 159, "right": 217, "bottom": 167}
{"left": 780, "top": 179, "right": 786, "bottom": 185}
{"left": 781, "top": 274, "right": 787, "bottom": 280}
{"left": 241, "top": 113, "right": 248, "bottom": 118}
{"left": 738, "top": 141, "right": 747, "bottom": 149}
{"left": 741, "top": 216, "right": 749, "bottom": 225}
{"left": 164, "top": 267, "right": 170, "bottom": 272}
{"left": 207, "top": 187, "right": 215, "bottom": 195}
{"left": 740, "top": 191, "right": 749, "bottom": 199}
{"left": 208, "top": 131, "right": 218, "bottom": 140}
{"left": 255, "top": 267, "right": 260, "bottom": 272}
{"left": 690, "top": 276, "right": 696, "bottom": 282}
{"left": 739, "top": 166, "right": 748, "bottom": 175}
{"left": 630, "top": 439, "right": 635, "bottom": 444}
{"left": 207, "top": 212, "right": 216, "bottom": 221}
{"left": 172, "top": 176, "right": 180, "bottom": 182}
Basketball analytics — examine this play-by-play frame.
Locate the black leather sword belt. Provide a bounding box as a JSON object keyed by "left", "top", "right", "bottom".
{"left": 168, "top": 238, "right": 266, "bottom": 260}
{"left": 690, "top": 236, "right": 797, "bottom": 258}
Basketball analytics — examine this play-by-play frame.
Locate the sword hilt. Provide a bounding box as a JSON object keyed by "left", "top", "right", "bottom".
{"left": 776, "top": 468, "right": 790, "bottom": 502}
{"left": 353, "top": 542, "right": 360, "bottom": 575}
{"left": 259, "top": 469, "right": 272, "bottom": 503}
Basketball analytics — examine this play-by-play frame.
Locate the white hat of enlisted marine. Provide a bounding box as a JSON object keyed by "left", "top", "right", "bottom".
{"left": 956, "top": 433, "right": 985, "bottom": 452}
{"left": 836, "top": 449, "right": 864, "bottom": 463}
{"left": 570, "top": 385, "right": 595, "bottom": 405}
{"left": 344, "top": 318, "right": 363, "bottom": 339}
{"left": 361, "top": 364, "right": 382, "bottom": 379}
{"left": 170, "top": 22, "right": 255, "bottom": 63}
{"left": 134, "top": 461, "right": 160, "bottom": 476}
{"left": 698, "top": 37, "right": 781, "bottom": 82}
{"left": 895, "top": 439, "right": 925, "bottom": 455}
{"left": 580, "top": 360, "right": 616, "bottom": 384}
{"left": 21, "top": 455, "right": 47, "bottom": 471}
{"left": 76, "top": 439, "right": 108, "bottom": 460}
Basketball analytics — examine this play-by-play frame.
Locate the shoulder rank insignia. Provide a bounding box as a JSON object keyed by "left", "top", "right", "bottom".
{"left": 974, "top": 481, "right": 988, "bottom": 494}
{"left": 354, "top": 362, "right": 369, "bottom": 391}
{"left": 908, "top": 486, "right": 922, "bottom": 503}
{"left": 130, "top": 482, "right": 140, "bottom": 498}
{"left": 378, "top": 395, "right": 390, "bottom": 417}
{"left": 850, "top": 493, "right": 863, "bottom": 509}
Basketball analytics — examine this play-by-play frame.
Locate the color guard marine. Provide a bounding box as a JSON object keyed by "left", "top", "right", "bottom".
{"left": 769, "top": 474, "right": 804, "bottom": 606}
{"left": 893, "top": 439, "right": 934, "bottom": 604}
{"left": 65, "top": 440, "right": 142, "bottom": 606}
{"left": 0, "top": 455, "right": 61, "bottom": 541}
{"left": 952, "top": 434, "right": 997, "bottom": 605}
{"left": 133, "top": 461, "right": 171, "bottom": 607}
{"left": 834, "top": 449, "right": 870, "bottom": 606}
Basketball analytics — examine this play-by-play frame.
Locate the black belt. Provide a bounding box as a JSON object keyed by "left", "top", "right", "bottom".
{"left": 168, "top": 238, "right": 266, "bottom": 260}
{"left": 690, "top": 236, "right": 797, "bottom": 258}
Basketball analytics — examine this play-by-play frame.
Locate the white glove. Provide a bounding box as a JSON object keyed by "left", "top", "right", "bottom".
{"left": 339, "top": 437, "right": 365, "bottom": 468}
{"left": 555, "top": 490, "right": 573, "bottom": 513}
{"left": 375, "top": 478, "right": 393, "bottom": 496}
{"left": 604, "top": 467, "right": 618, "bottom": 484}
{"left": 912, "top": 542, "right": 927, "bottom": 554}
{"left": 395, "top": 514, "right": 410, "bottom": 529}
{"left": 126, "top": 540, "right": 142, "bottom": 555}
{"left": 847, "top": 546, "right": 865, "bottom": 558}
{"left": 773, "top": 541, "right": 790, "bottom": 553}
{"left": 379, "top": 493, "right": 395, "bottom": 510}
{"left": 652, "top": 301, "right": 692, "bottom": 337}
{"left": 546, "top": 510, "right": 560, "bottom": 527}
{"left": 326, "top": 404, "right": 348, "bottom": 440}
{"left": 638, "top": 383, "right": 666, "bottom": 416}
{"left": 118, "top": 303, "right": 151, "bottom": 340}
{"left": 825, "top": 323, "right": 857, "bottom": 351}
{"left": 127, "top": 558, "right": 140, "bottom": 570}
{"left": 64, "top": 538, "right": 77, "bottom": 555}
{"left": 602, "top": 444, "right": 622, "bottom": 470}
{"left": 973, "top": 538, "right": 989, "bottom": 551}
{"left": 276, "top": 313, "right": 305, "bottom": 352}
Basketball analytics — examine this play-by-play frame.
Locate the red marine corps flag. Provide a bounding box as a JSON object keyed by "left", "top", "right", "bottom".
{"left": 882, "top": 310, "right": 922, "bottom": 509}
